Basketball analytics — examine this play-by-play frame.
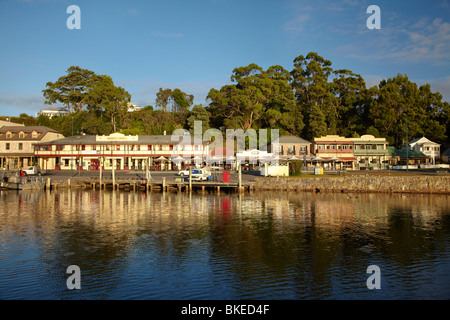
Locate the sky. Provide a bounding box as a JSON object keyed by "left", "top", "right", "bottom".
{"left": 0, "top": 0, "right": 449, "bottom": 117}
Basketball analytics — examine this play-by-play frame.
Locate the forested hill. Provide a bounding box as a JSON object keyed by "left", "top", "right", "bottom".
{"left": 3, "top": 52, "right": 449, "bottom": 149}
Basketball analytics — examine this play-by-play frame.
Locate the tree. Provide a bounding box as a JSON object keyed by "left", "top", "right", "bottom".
{"left": 207, "top": 63, "right": 302, "bottom": 134}
{"left": 368, "top": 74, "right": 433, "bottom": 147}
{"left": 84, "top": 75, "right": 131, "bottom": 132}
{"left": 187, "top": 104, "right": 210, "bottom": 134}
{"left": 155, "top": 88, "right": 172, "bottom": 112}
{"left": 42, "top": 66, "right": 100, "bottom": 113}
{"left": 330, "top": 69, "right": 367, "bottom": 137}
{"left": 290, "top": 52, "right": 334, "bottom": 140}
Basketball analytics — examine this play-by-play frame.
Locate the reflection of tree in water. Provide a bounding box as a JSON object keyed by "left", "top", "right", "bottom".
{"left": 206, "top": 192, "right": 450, "bottom": 299}
{"left": 2, "top": 189, "right": 449, "bottom": 299}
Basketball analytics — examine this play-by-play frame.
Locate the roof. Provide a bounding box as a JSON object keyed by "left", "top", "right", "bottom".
{"left": 388, "top": 147, "right": 429, "bottom": 158}
{"left": 39, "top": 107, "right": 69, "bottom": 112}
{"left": 0, "top": 126, "right": 61, "bottom": 141}
{"left": 273, "top": 135, "right": 312, "bottom": 145}
{"left": 0, "top": 120, "right": 25, "bottom": 128}
{"left": 408, "top": 136, "right": 440, "bottom": 146}
{"left": 0, "top": 126, "right": 59, "bottom": 133}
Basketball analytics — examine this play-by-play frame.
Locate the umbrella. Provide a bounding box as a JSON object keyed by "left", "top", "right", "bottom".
{"left": 171, "top": 156, "right": 185, "bottom": 163}
{"left": 154, "top": 156, "right": 167, "bottom": 162}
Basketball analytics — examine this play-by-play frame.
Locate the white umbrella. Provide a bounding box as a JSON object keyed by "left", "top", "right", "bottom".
{"left": 154, "top": 156, "right": 167, "bottom": 162}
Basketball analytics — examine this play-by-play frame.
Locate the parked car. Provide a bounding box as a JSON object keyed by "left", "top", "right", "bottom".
{"left": 23, "top": 166, "right": 47, "bottom": 176}
{"left": 190, "top": 169, "right": 211, "bottom": 181}
{"left": 177, "top": 167, "right": 196, "bottom": 176}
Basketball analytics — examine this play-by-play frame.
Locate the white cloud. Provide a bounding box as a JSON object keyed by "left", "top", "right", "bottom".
{"left": 0, "top": 94, "right": 48, "bottom": 116}
{"left": 336, "top": 16, "right": 450, "bottom": 65}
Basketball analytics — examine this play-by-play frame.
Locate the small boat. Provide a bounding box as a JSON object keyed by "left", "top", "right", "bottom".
{"left": 0, "top": 171, "right": 45, "bottom": 190}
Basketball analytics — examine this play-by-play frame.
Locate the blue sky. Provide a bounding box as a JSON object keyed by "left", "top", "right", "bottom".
{"left": 0, "top": 0, "right": 449, "bottom": 117}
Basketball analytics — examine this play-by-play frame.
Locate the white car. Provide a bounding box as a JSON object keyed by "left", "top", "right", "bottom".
{"left": 177, "top": 167, "right": 194, "bottom": 176}
{"left": 23, "top": 166, "right": 46, "bottom": 176}
{"left": 178, "top": 168, "right": 210, "bottom": 181}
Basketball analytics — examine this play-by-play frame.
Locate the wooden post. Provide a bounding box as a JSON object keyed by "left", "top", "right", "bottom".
{"left": 238, "top": 163, "right": 243, "bottom": 192}
{"left": 189, "top": 166, "right": 192, "bottom": 193}
{"left": 99, "top": 155, "right": 103, "bottom": 190}
{"left": 162, "top": 177, "right": 166, "bottom": 192}
{"left": 46, "top": 178, "right": 51, "bottom": 190}
{"left": 112, "top": 158, "right": 116, "bottom": 189}
{"left": 68, "top": 178, "right": 71, "bottom": 189}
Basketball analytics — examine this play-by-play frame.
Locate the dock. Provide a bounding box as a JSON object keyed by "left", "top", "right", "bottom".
{"left": 42, "top": 176, "right": 254, "bottom": 193}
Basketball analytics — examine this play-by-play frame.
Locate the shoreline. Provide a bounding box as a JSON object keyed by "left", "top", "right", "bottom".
{"left": 2, "top": 170, "right": 450, "bottom": 195}
{"left": 249, "top": 175, "right": 450, "bottom": 195}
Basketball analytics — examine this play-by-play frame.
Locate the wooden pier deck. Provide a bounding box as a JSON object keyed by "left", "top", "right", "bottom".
{"left": 44, "top": 176, "right": 253, "bottom": 193}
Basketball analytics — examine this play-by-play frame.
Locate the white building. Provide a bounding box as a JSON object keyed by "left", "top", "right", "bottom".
{"left": 37, "top": 107, "right": 70, "bottom": 118}
{"left": 408, "top": 137, "right": 441, "bottom": 164}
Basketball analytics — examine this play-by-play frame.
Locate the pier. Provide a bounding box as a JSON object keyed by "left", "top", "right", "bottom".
{"left": 42, "top": 176, "right": 253, "bottom": 193}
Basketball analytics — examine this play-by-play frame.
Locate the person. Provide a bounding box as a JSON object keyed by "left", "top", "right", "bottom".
{"left": 20, "top": 169, "right": 24, "bottom": 177}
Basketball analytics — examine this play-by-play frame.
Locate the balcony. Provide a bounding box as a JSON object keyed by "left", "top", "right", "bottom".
{"left": 353, "top": 149, "right": 389, "bottom": 156}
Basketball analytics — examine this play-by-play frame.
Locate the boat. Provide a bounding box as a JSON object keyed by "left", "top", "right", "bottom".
{"left": 0, "top": 171, "right": 46, "bottom": 190}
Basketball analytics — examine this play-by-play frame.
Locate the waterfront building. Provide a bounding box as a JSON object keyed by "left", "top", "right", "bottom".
{"left": 0, "top": 126, "right": 64, "bottom": 170}
{"left": 37, "top": 107, "right": 70, "bottom": 119}
{"left": 350, "top": 135, "right": 390, "bottom": 170}
{"left": 268, "top": 135, "right": 313, "bottom": 160}
{"left": 313, "top": 135, "right": 357, "bottom": 170}
{"left": 407, "top": 137, "right": 441, "bottom": 165}
{"left": 34, "top": 132, "right": 209, "bottom": 171}
{"left": 388, "top": 147, "right": 430, "bottom": 166}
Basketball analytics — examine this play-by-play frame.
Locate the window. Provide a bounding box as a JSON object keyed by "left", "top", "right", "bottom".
{"left": 5, "top": 143, "right": 10, "bottom": 150}
{"left": 19, "top": 132, "right": 25, "bottom": 139}
{"left": 288, "top": 145, "right": 296, "bottom": 155}
{"left": 31, "top": 132, "right": 38, "bottom": 138}
{"left": 18, "top": 143, "right": 23, "bottom": 150}
{"left": 6, "top": 132, "right": 12, "bottom": 139}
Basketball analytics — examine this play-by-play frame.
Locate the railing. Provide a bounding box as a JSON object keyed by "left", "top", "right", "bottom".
{"left": 353, "top": 149, "right": 389, "bottom": 156}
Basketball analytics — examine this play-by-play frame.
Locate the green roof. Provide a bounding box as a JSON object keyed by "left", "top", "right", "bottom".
{"left": 388, "top": 147, "right": 428, "bottom": 158}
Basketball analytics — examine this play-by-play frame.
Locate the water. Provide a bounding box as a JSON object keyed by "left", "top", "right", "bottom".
{"left": 0, "top": 189, "right": 449, "bottom": 300}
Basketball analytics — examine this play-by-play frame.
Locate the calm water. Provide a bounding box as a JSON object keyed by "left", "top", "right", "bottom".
{"left": 0, "top": 188, "right": 449, "bottom": 300}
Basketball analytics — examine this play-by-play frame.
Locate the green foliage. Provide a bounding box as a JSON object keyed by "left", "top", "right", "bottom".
{"left": 42, "top": 66, "right": 100, "bottom": 113}
{"left": 29, "top": 59, "right": 449, "bottom": 149}
{"left": 289, "top": 160, "right": 303, "bottom": 176}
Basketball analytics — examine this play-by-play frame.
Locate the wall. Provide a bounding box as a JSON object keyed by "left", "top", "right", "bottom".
{"left": 251, "top": 175, "right": 450, "bottom": 194}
